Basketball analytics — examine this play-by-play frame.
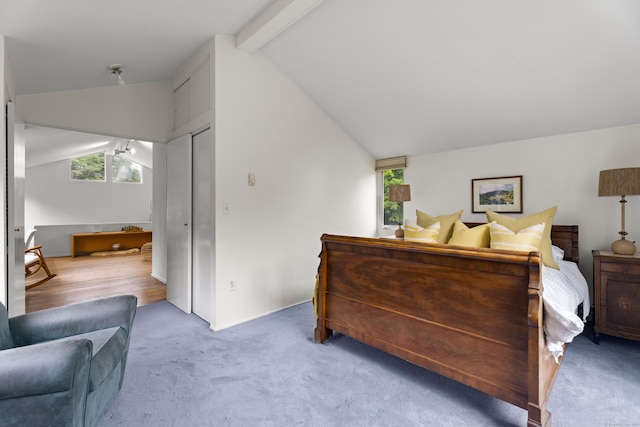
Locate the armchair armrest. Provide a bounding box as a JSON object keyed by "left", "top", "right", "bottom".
{"left": 0, "top": 339, "right": 92, "bottom": 426}
{"left": 0, "top": 339, "right": 91, "bottom": 399}
{"left": 9, "top": 295, "right": 137, "bottom": 347}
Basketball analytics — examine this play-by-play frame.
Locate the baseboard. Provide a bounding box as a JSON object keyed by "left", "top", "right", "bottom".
{"left": 211, "top": 299, "right": 311, "bottom": 332}
{"left": 151, "top": 273, "right": 166, "bottom": 284}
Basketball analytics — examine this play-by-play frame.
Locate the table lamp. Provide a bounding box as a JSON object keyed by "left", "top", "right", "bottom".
{"left": 388, "top": 184, "right": 411, "bottom": 238}
{"left": 598, "top": 167, "right": 640, "bottom": 255}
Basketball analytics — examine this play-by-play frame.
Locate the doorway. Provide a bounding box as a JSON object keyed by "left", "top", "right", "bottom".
{"left": 22, "top": 125, "right": 161, "bottom": 311}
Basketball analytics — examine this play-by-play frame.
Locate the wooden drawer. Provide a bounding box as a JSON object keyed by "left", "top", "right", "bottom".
{"left": 599, "top": 260, "right": 640, "bottom": 276}
{"left": 593, "top": 250, "right": 640, "bottom": 343}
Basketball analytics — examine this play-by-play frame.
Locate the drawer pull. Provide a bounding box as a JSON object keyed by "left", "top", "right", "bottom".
{"left": 623, "top": 265, "right": 630, "bottom": 274}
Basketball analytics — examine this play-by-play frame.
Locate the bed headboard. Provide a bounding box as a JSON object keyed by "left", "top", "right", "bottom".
{"left": 465, "top": 223, "right": 579, "bottom": 263}
{"left": 548, "top": 225, "right": 579, "bottom": 263}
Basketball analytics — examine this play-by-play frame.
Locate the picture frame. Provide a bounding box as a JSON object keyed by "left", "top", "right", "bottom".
{"left": 471, "top": 175, "right": 523, "bottom": 213}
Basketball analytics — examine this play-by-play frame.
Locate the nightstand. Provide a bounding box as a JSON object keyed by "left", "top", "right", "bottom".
{"left": 592, "top": 250, "right": 640, "bottom": 344}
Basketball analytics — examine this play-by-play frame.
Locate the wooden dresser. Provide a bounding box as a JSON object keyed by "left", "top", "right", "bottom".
{"left": 592, "top": 250, "right": 640, "bottom": 343}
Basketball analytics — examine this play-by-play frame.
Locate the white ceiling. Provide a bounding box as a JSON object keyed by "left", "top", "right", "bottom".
{"left": 24, "top": 125, "right": 153, "bottom": 169}
{"left": 2, "top": 0, "right": 640, "bottom": 162}
{"left": 2, "top": 0, "right": 273, "bottom": 94}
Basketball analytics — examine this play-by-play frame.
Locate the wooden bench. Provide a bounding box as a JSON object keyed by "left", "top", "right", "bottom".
{"left": 71, "top": 230, "right": 152, "bottom": 257}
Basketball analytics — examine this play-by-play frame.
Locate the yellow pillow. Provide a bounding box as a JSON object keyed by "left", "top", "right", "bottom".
{"left": 416, "top": 209, "right": 463, "bottom": 244}
{"left": 447, "top": 220, "right": 490, "bottom": 248}
{"left": 490, "top": 221, "right": 545, "bottom": 252}
{"left": 405, "top": 222, "right": 440, "bottom": 244}
{"left": 486, "top": 206, "right": 558, "bottom": 269}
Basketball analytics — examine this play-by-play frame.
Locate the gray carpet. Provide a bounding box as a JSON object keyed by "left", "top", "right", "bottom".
{"left": 101, "top": 301, "right": 640, "bottom": 426}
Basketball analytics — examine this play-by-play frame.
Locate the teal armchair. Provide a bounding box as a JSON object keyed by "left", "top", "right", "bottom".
{"left": 0, "top": 295, "right": 137, "bottom": 427}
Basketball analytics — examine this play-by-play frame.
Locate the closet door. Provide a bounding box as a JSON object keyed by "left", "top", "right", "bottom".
{"left": 192, "top": 128, "right": 212, "bottom": 322}
{"left": 166, "top": 134, "right": 192, "bottom": 313}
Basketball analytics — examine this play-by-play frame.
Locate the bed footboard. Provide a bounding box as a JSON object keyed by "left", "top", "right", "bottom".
{"left": 315, "top": 234, "right": 564, "bottom": 427}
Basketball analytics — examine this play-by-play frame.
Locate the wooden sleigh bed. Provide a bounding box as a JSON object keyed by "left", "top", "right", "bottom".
{"left": 314, "top": 225, "right": 579, "bottom": 427}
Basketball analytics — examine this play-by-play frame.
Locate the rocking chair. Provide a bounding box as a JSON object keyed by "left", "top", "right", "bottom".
{"left": 24, "top": 229, "right": 56, "bottom": 289}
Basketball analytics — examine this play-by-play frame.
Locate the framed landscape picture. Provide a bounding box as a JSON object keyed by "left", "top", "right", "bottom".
{"left": 472, "top": 175, "right": 523, "bottom": 213}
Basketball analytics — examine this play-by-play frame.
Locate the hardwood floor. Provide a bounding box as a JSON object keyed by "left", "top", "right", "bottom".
{"left": 25, "top": 252, "right": 166, "bottom": 313}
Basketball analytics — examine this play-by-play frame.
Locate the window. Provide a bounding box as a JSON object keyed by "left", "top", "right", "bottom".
{"left": 70, "top": 152, "right": 143, "bottom": 183}
{"left": 70, "top": 152, "right": 106, "bottom": 181}
{"left": 112, "top": 156, "right": 143, "bottom": 183}
{"left": 383, "top": 168, "right": 404, "bottom": 226}
{"left": 376, "top": 156, "right": 407, "bottom": 227}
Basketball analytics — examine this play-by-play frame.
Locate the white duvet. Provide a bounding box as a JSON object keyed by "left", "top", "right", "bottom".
{"left": 542, "top": 254, "right": 590, "bottom": 361}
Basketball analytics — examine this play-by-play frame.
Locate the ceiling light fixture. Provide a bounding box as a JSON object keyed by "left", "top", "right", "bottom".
{"left": 114, "top": 140, "right": 136, "bottom": 156}
{"left": 109, "top": 64, "right": 126, "bottom": 85}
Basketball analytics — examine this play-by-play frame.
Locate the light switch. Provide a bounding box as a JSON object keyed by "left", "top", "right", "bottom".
{"left": 248, "top": 173, "right": 256, "bottom": 186}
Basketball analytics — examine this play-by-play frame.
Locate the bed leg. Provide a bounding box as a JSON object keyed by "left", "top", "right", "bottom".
{"left": 527, "top": 403, "right": 551, "bottom": 427}
{"left": 314, "top": 326, "right": 332, "bottom": 343}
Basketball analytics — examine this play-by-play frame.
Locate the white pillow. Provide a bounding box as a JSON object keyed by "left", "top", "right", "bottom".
{"left": 551, "top": 245, "right": 565, "bottom": 261}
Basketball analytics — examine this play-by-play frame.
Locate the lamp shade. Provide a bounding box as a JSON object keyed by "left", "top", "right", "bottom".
{"left": 388, "top": 184, "right": 411, "bottom": 202}
{"left": 598, "top": 168, "right": 640, "bottom": 197}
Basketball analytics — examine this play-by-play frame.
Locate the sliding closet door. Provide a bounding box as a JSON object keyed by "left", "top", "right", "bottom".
{"left": 192, "top": 128, "right": 212, "bottom": 322}
{"left": 166, "top": 133, "right": 192, "bottom": 313}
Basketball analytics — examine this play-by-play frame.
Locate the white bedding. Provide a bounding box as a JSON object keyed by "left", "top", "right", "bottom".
{"left": 542, "top": 256, "right": 590, "bottom": 361}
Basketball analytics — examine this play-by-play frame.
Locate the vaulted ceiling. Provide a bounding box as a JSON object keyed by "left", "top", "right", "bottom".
{"left": 2, "top": 0, "right": 640, "bottom": 163}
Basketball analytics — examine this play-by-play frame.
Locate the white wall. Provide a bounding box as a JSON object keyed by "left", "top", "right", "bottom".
{"left": 211, "top": 35, "right": 376, "bottom": 329}
{"left": 16, "top": 81, "right": 174, "bottom": 143}
{"left": 25, "top": 158, "right": 153, "bottom": 231}
{"left": 405, "top": 124, "right": 640, "bottom": 286}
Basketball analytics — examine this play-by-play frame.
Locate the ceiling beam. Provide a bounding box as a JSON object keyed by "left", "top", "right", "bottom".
{"left": 236, "top": 0, "right": 324, "bottom": 53}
